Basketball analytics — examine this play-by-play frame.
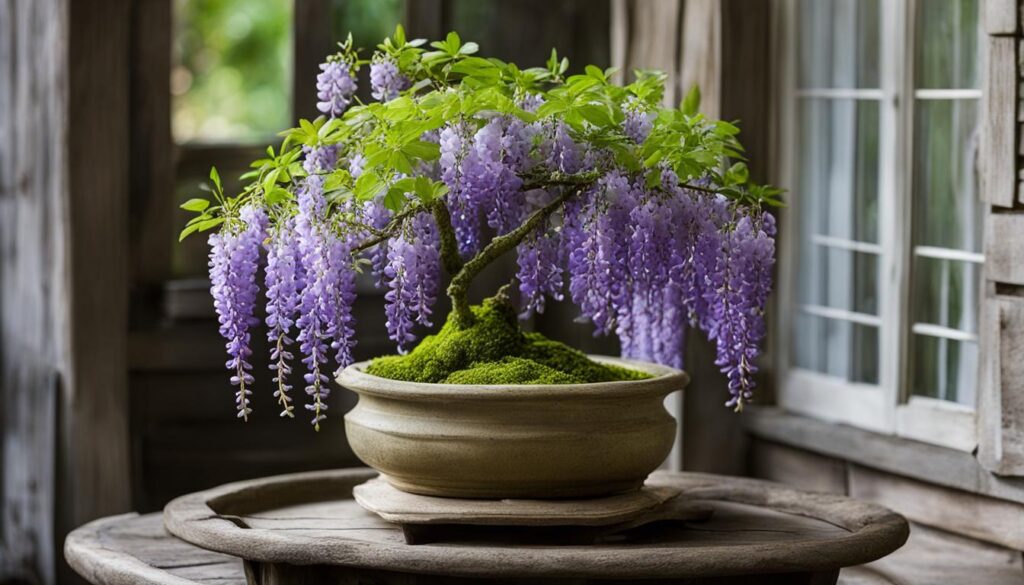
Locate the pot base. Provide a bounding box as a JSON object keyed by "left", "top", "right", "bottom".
{"left": 352, "top": 476, "right": 712, "bottom": 544}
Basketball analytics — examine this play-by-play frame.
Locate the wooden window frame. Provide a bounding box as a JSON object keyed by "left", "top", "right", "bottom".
{"left": 773, "top": 0, "right": 983, "bottom": 452}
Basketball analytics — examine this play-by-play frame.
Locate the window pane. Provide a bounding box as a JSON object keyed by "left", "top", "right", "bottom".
{"left": 912, "top": 257, "right": 980, "bottom": 333}
{"left": 797, "top": 98, "right": 880, "bottom": 243}
{"left": 912, "top": 100, "right": 982, "bottom": 251}
{"left": 798, "top": 247, "right": 878, "bottom": 316}
{"left": 909, "top": 0, "right": 982, "bottom": 406}
{"left": 797, "top": 0, "right": 880, "bottom": 89}
{"left": 911, "top": 335, "right": 977, "bottom": 405}
{"left": 794, "top": 314, "right": 879, "bottom": 384}
{"left": 173, "top": 0, "right": 292, "bottom": 142}
{"left": 915, "top": 0, "right": 980, "bottom": 89}
{"left": 793, "top": 95, "right": 881, "bottom": 385}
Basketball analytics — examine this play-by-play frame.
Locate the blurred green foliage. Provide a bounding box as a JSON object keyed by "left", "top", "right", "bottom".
{"left": 173, "top": 0, "right": 292, "bottom": 142}
{"left": 172, "top": 0, "right": 405, "bottom": 143}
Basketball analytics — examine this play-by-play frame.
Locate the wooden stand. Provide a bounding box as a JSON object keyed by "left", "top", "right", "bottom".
{"left": 150, "top": 467, "right": 908, "bottom": 584}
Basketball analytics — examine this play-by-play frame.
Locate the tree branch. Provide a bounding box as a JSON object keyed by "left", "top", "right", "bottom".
{"left": 446, "top": 186, "right": 583, "bottom": 328}
{"left": 429, "top": 198, "right": 463, "bottom": 275}
{"left": 350, "top": 205, "right": 421, "bottom": 254}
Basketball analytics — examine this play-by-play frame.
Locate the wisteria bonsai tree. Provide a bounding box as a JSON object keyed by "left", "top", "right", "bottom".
{"left": 182, "top": 27, "right": 780, "bottom": 429}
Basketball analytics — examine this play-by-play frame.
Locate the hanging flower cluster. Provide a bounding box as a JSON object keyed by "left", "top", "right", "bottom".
{"left": 182, "top": 27, "right": 781, "bottom": 426}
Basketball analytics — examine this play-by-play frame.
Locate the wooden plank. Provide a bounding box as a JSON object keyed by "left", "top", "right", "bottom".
{"left": 744, "top": 408, "right": 1024, "bottom": 505}
{"left": 980, "top": 36, "right": 1017, "bottom": 208}
{"left": 65, "top": 513, "right": 245, "bottom": 585}
{"left": 0, "top": 1, "right": 67, "bottom": 582}
{"left": 985, "top": 212, "right": 1024, "bottom": 285}
{"left": 984, "top": 0, "right": 1018, "bottom": 35}
{"left": 839, "top": 523, "right": 1024, "bottom": 585}
{"left": 848, "top": 465, "right": 1024, "bottom": 551}
{"left": 611, "top": 0, "right": 683, "bottom": 104}
{"left": 979, "top": 295, "right": 1024, "bottom": 476}
{"left": 292, "top": 0, "right": 334, "bottom": 122}
{"left": 748, "top": 439, "right": 848, "bottom": 495}
{"left": 129, "top": 0, "right": 175, "bottom": 286}
{"left": 679, "top": 0, "right": 719, "bottom": 116}
{"left": 64, "top": 0, "right": 133, "bottom": 545}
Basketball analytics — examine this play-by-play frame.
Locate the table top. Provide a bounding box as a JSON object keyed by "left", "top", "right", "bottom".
{"left": 158, "top": 467, "right": 908, "bottom": 581}
{"left": 64, "top": 513, "right": 243, "bottom": 585}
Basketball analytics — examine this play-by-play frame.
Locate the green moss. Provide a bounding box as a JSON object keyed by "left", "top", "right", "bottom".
{"left": 365, "top": 297, "right": 651, "bottom": 385}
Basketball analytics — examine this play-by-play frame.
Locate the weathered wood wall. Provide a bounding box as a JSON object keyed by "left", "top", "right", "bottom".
{"left": 978, "top": 0, "right": 1024, "bottom": 477}
{"left": 1, "top": 0, "right": 133, "bottom": 582}
{"left": 0, "top": 3, "right": 66, "bottom": 581}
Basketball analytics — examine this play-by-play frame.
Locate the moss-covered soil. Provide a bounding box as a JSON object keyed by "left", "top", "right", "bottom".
{"left": 365, "top": 297, "right": 651, "bottom": 385}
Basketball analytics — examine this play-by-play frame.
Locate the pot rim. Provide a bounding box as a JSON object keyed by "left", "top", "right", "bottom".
{"left": 337, "top": 354, "right": 688, "bottom": 401}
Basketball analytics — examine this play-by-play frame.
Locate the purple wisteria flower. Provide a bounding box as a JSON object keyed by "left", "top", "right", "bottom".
{"left": 370, "top": 55, "right": 410, "bottom": 102}
{"left": 439, "top": 122, "right": 483, "bottom": 256}
{"left": 384, "top": 212, "right": 441, "bottom": 352}
{"left": 622, "top": 99, "right": 654, "bottom": 144}
{"left": 303, "top": 144, "right": 340, "bottom": 174}
{"left": 265, "top": 219, "right": 301, "bottom": 417}
{"left": 316, "top": 60, "right": 357, "bottom": 118}
{"left": 208, "top": 205, "right": 266, "bottom": 420}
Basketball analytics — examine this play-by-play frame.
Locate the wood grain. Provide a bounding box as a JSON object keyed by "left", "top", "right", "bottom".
{"left": 0, "top": 3, "right": 66, "bottom": 581}
{"left": 981, "top": 36, "right": 1017, "bottom": 207}
{"left": 65, "top": 513, "right": 244, "bottom": 585}
{"left": 2, "top": 0, "right": 132, "bottom": 581}
{"left": 839, "top": 523, "right": 1024, "bottom": 585}
{"left": 65, "top": 0, "right": 134, "bottom": 541}
{"left": 745, "top": 408, "right": 1024, "bottom": 505}
{"left": 848, "top": 464, "right": 1024, "bottom": 551}
{"left": 985, "top": 212, "right": 1024, "bottom": 285}
{"left": 984, "top": 0, "right": 1019, "bottom": 35}
{"left": 979, "top": 295, "right": 1024, "bottom": 476}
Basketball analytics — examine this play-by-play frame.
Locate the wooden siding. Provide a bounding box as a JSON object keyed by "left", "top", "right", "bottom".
{"left": 978, "top": 0, "right": 1024, "bottom": 476}
{"left": 1, "top": 0, "right": 133, "bottom": 582}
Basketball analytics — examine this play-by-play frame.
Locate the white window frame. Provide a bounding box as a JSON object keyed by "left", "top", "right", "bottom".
{"left": 774, "top": 0, "right": 983, "bottom": 452}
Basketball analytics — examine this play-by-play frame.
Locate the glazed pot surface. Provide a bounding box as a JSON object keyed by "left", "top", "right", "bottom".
{"left": 339, "top": 356, "right": 687, "bottom": 499}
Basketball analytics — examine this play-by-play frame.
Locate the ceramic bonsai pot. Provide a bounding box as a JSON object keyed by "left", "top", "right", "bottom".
{"left": 339, "top": 356, "right": 687, "bottom": 499}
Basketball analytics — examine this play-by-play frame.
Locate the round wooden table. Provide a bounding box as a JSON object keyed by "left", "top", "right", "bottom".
{"left": 67, "top": 468, "right": 909, "bottom": 585}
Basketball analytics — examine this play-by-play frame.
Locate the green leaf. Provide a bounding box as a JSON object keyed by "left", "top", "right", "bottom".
{"left": 196, "top": 217, "right": 224, "bottom": 233}
{"left": 459, "top": 41, "right": 479, "bottom": 55}
{"left": 209, "top": 167, "right": 222, "bottom": 193}
{"left": 354, "top": 171, "right": 384, "bottom": 201}
{"left": 383, "top": 188, "right": 406, "bottom": 211}
{"left": 681, "top": 84, "right": 701, "bottom": 116}
{"left": 265, "top": 186, "right": 292, "bottom": 205}
{"left": 401, "top": 140, "right": 441, "bottom": 160}
{"left": 179, "top": 223, "right": 201, "bottom": 241}
{"left": 576, "top": 104, "right": 614, "bottom": 128}
{"left": 445, "top": 31, "right": 461, "bottom": 52}
{"left": 413, "top": 176, "right": 436, "bottom": 202}
{"left": 180, "top": 198, "right": 210, "bottom": 212}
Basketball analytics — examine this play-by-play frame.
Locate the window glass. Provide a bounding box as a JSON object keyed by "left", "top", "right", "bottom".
{"left": 797, "top": 0, "right": 880, "bottom": 89}
{"left": 909, "top": 0, "right": 981, "bottom": 405}
{"left": 791, "top": 0, "right": 881, "bottom": 385}
{"left": 915, "top": 0, "right": 980, "bottom": 89}
{"left": 172, "top": 0, "right": 292, "bottom": 143}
